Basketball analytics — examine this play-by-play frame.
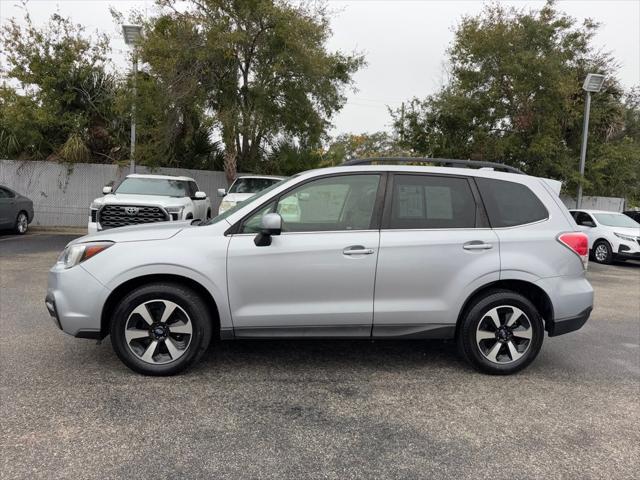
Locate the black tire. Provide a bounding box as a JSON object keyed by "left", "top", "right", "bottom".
{"left": 206, "top": 208, "right": 212, "bottom": 220}
{"left": 14, "top": 211, "right": 28, "bottom": 235}
{"left": 592, "top": 240, "right": 613, "bottom": 265}
{"left": 110, "top": 283, "right": 213, "bottom": 376}
{"left": 457, "top": 290, "right": 544, "bottom": 375}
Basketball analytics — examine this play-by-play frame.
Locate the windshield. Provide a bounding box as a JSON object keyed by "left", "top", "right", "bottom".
{"left": 115, "top": 178, "right": 190, "bottom": 197}
{"left": 593, "top": 213, "right": 640, "bottom": 228}
{"left": 229, "top": 177, "right": 281, "bottom": 194}
{"left": 201, "top": 177, "right": 290, "bottom": 226}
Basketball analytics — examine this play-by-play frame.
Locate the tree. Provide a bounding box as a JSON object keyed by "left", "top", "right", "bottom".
{"left": 0, "top": 10, "right": 125, "bottom": 162}
{"left": 136, "top": 0, "right": 364, "bottom": 183}
{"left": 390, "top": 1, "right": 639, "bottom": 203}
{"left": 321, "top": 132, "right": 409, "bottom": 166}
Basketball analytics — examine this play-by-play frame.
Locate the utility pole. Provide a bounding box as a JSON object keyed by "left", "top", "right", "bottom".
{"left": 122, "top": 25, "right": 143, "bottom": 174}
{"left": 576, "top": 73, "right": 605, "bottom": 209}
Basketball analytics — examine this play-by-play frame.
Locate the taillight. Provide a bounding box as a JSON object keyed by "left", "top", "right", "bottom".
{"left": 558, "top": 232, "right": 589, "bottom": 269}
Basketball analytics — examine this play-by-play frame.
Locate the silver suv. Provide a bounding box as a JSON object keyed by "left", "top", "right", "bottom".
{"left": 46, "top": 160, "right": 594, "bottom": 375}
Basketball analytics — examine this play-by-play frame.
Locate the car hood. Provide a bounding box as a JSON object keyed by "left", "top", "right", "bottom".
{"left": 72, "top": 220, "right": 194, "bottom": 244}
{"left": 92, "top": 193, "right": 190, "bottom": 208}
{"left": 223, "top": 193, "right": 256, "bottom": 203}
{"left": 608, "top": 226, "right": 640, "bottom": 237}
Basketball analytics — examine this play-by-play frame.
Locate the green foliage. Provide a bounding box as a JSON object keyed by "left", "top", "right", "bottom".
{"left": 390, "top": 1, "right": 639, "bottom": 203}
{"left": 137, "top": 0, "right": 364, "bottom": 181}
{"left": 321, "top": 132, "right": 410, "bottom": 166}
{"left": 0, "top": 10, "right": 125, "bottom": 162}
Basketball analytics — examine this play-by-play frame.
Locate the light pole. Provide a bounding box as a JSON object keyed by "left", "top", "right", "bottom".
{"left": 577, "top": 73, "right": 605, "bottom": 208}
{"left": 122, "top": 25, "right": 143, "bottom": 174}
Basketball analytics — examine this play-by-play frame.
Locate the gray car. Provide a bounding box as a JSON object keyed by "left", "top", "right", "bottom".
{"left": 0, "top": 185, "right": 34, "bottom": 234}
{"left": 46, "top": 160, "right": 594, "bottom": 376}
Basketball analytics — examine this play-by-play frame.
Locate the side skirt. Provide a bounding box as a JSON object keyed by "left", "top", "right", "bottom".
{"left": 372, "top": 324, "right": 455, "bottom": 339}
{"left": 229, "top": 324, "right": 455, "bottom": 340}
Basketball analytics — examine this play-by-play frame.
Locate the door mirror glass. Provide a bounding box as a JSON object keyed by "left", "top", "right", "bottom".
{"left": 217, "top": 188, "right": 227, "bottom": 197}
{"left": 254, "top": 213, "right": 282, "bottom": 246}
{"left": 102, "top": 186, "right": 112, "bottom": 195}
{"left": 194, "top": 191, "right": 207, "bottom": 199}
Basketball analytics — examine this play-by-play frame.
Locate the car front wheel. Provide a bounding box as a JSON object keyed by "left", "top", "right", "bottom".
{"left": 592, "top": 240, "right": 613, "bottom": 264}
{"left": 110, "top": 283, "right": 212, "bottom": 375}
{"left": 457, "top": 290, "right": 544, "bottom": 375}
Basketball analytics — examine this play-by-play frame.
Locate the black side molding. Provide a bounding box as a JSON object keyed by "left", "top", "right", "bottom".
{"left": 546, "top": 307, "right": 592, "bottom": 337}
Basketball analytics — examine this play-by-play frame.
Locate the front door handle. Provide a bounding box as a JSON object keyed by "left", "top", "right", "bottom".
{"left": 463, "top": 241, "right": 493, "bottom": 251}
{"left": 343, "top": 245, "right": 375, "bottom": 255}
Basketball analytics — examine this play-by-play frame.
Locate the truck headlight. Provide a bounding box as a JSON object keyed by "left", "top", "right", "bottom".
{"left": 166, "top": 206, "right": 184, "bottom": 220}
{"left": 614, "top": 232, "right": 637, "bottom": 242}
{"left": 58, "top": 242, "right": 114, "bottom": 269}
{"left": 89, "top": 203, "right": 99, "bottom": 222}
{"left": 219, "top": 200, "right": 236, "bottom": 213}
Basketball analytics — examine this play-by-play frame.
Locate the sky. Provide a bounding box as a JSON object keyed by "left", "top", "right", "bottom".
{"left": 1, "top": 0, "right": 639, "bottom": 135}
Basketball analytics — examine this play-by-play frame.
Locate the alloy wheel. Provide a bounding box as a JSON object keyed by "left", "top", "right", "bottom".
{"left": 124, "top": 299, "right": 193, "bottom": 365}
{"left": 595, "top": 244, "right": 609, "bottom": 262}
{"left": 17, "top": 213, "right": 28, "bottom": 233}
{"left": 476, "top": 305, "right": 533, "bottom": 364}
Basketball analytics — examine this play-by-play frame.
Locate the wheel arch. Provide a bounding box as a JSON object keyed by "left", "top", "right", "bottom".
{"left": 100, "top": 274, "right": 221, "bottom": 339}
{"left": 592, "top": 237, "right": 612, "bottom": 249}
{"left": 456, "top": 279, "right": 554, "bottom": 336}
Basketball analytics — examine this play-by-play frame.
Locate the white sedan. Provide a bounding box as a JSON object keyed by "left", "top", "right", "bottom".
{"left": 570, "top": 209, "right": 640, "bottom": 264}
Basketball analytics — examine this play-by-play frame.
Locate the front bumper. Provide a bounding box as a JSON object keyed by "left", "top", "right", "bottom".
{"left": 46, "top": 262, "right": 111, "bottom": 338}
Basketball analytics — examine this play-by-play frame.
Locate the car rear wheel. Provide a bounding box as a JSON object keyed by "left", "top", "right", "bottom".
{"left": 14, "top": 211, "right": 28, "bottom": 234}
{"left": 592, "top": 240, "right": 613, "bottom": 264}
{"left": 110, "top": 283, "right": 212, "bottom": 375}
{"left": 457, "top": 290, "right": 544, "bottom": 375}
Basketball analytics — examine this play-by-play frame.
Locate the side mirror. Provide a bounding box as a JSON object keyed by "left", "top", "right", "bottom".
{"left": 254, "top": 213, "right": 282, "bottom": 247}
{"left": 102, "top": 186, "right": 112, "bottom": 195}
{"left": 194, "top": 191, "right": 207, "bottom": 200}
{"left": 217, "top": 188, "right": 227, "bottom": 198}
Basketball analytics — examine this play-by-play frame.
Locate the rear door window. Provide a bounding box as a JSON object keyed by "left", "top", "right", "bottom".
{"left": 476, "top": 178, "right": 548, "bottom": 228}
{"left": 387, "top": 175, "right": 477, "bottom": 229}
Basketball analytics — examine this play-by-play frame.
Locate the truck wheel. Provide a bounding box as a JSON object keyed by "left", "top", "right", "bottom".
{"left": 110, "top": 283, "right": 212, "bottom": 376}
{"left": 457, "top": 290, "right": 544, "bottom": 375}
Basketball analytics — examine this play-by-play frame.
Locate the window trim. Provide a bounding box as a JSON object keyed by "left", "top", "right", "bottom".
{"left": 229, "top": 171, "right": 388, "bottom": 235}
{"left": 381, "top": 172, "right": 487, "bottom": 230}
{"left": 0, "top": 187, "right": 15, "bottom": 198}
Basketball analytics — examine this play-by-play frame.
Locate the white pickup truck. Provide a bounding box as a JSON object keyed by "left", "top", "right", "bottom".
{"left": 217, "top": 175, "right": 285, "bottom": 214}
{"left": 88, "top": 174, "right": 212, "bottom": 234}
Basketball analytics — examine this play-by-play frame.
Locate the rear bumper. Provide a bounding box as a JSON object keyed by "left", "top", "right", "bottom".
{"left": 546, "top": 307, "right": 592, "bottom": 337}
{"left": 535, "top": 274, "right": 594, "bottom": 337}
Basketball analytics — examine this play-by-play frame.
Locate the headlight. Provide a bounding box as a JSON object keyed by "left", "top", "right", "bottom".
{"left": 166, "top": 206, "right": 185, "bottom": 220}
{"left": 57, "top": 242, "right": 114, "bottom": 269}
{"left": 614, "top": 232, "right": 637, "bottom": 242}
{"left": 219, "top": 200, "right": 236, "bottom": 213}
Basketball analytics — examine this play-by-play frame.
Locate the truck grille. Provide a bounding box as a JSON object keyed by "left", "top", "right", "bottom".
{"left": 98, "top": 205, "right": 168, "bottom": 230}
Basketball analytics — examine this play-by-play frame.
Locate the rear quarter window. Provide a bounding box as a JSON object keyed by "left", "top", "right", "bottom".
{"left": 476, "top": 178, "right": 548, "bottom": 228}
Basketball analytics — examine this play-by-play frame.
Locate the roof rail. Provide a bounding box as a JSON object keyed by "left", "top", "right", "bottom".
{"left": 340, "top": 157, "right": 524, "bottom": 175}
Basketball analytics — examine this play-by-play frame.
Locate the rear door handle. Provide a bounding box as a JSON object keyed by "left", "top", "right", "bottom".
{"left": 343, "top": 245, "right": 375, "bottom": 255}
{"left": 463, "top": 241, "right": 493, "bottom": 251}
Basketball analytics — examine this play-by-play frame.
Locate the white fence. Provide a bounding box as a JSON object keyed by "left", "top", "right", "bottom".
{"left": 0, "top": 159, "right": 229, "bottom": 227}
{"left": 560, "top": 195, "right": 625, "bottom": 212}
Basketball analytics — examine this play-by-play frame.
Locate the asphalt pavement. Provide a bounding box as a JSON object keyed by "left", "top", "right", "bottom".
{"left": 1, "top": 232, "right": 638, "bottom": 479}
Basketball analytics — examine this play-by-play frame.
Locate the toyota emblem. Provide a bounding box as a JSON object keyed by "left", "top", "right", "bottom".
{"left": 125, "top": 206, "right": 139, "bottom": 215}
